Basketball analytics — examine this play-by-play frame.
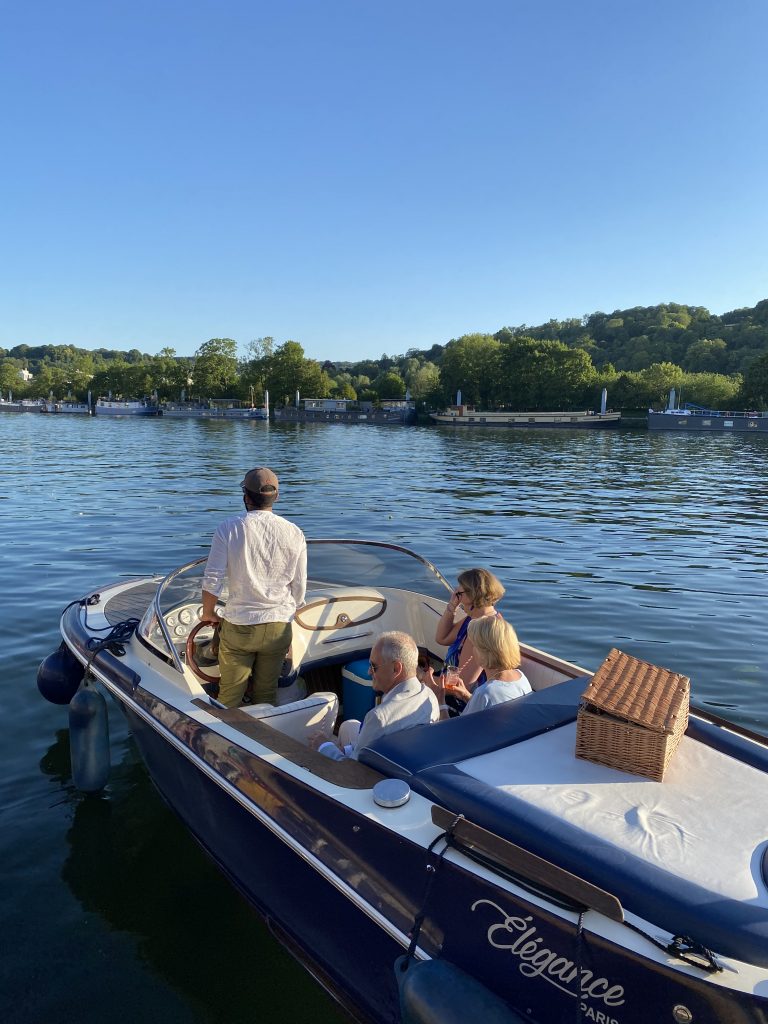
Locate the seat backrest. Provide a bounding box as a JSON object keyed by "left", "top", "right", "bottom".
{"left": 357, "top": 676, "right": 587, "bottom": 778}
{"left": 241, "top": 692, "right": 338, "bottom": 744}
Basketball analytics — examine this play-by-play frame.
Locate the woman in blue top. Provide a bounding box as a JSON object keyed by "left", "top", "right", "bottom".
{"left": 434, "top": 568, "right": 505, "bottom": 711}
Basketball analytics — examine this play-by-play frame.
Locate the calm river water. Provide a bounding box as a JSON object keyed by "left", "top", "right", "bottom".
{"left": 2, "top": 413, "right": 767, "bottom": 1023}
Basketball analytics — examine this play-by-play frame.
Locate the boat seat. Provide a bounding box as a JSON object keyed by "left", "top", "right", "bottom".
{"left": 407, "top": 735, "right": 768, "bottom": 969}
{"left": 357, "top": 676, "right": 586, "bottom": 779}
{"left": 240, "top": 692, "right": 338, "bottom": 744}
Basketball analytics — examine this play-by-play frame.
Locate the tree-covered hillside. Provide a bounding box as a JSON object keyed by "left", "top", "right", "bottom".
{"left": 3, "top": 299, "right": 768, "bottom": 411}
{"left": 509, "top": 300, "right": 768, "bottom": 376}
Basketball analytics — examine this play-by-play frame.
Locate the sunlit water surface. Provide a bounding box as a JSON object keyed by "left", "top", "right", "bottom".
{"left": 2, "top": 414, "right": 767, "bottom": 1022}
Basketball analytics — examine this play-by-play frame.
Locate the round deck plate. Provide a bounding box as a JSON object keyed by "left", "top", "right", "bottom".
{"left": 373, "top": 778, "right": 411, "bottom": 808}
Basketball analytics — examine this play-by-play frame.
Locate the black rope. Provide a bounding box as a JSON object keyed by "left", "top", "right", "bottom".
{"left": 574, "top": 910, "right": 585, "bottom": 1024}
{"left": 403, "top": 814, "right": 464, "bottom": 964}
{"left": 80, "top": 593, "right": 134, "bottom": 635}
{"left": 83, "top": 618, "right": 140, "bottom": 672}
{"left": 622, "top": 920, "right": 722, "bottom": 972}
{"left": 58, "top": 593, "right": 101, "bottom": 619}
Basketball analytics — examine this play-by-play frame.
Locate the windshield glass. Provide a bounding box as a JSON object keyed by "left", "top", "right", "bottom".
{"left": 138, "top": 558, "right": 211, "bottom": 664}
{"left": 306, "top": 540, "right": 451, "bottom": 598}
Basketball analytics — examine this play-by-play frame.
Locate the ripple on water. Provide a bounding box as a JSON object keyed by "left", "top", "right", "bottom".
{"left": 1, "top": 414, "right": 767, "bottom": 1023}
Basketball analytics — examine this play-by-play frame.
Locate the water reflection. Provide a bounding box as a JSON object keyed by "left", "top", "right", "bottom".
{"left": 38, "top": 731, "right": 349, "bottom": 1024}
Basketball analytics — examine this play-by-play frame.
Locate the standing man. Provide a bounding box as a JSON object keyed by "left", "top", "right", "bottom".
{"left": 201, "top": 467, "right": 306, "bottom": 708}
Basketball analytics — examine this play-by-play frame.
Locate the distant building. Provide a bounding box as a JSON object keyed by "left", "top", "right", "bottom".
{"left": 19, "top": 368, "right": 33, "bottom": 382}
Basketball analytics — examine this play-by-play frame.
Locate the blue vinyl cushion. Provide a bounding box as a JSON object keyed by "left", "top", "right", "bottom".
{"left": 358, "top": 678, "right": 768, "bottom": 968}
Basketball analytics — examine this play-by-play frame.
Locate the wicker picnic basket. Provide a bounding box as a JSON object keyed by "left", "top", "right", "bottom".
{"left": 575, "top": 648, "right": 690, "bottom": 781}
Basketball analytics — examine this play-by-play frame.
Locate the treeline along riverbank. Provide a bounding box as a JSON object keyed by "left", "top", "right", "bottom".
{"left": 3, "top": 299, "right": 768, "bottom": 417}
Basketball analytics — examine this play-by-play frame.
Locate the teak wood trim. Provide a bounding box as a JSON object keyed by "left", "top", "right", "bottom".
{"left": 192, "top": 698, "right": 383, "bottom": 789}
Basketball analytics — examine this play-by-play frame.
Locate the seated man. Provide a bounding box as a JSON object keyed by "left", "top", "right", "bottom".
{"left": 316, "top": 631, "right": 440, "bottom": 761}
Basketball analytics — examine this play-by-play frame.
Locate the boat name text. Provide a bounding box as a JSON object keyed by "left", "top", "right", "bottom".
{"left": 472, "top": 900, "right": 625, "bottom": 1007}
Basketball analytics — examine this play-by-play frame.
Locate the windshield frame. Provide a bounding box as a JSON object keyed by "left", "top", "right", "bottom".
{"left": 138, "top": 539, "right": 452, "bottom": 672}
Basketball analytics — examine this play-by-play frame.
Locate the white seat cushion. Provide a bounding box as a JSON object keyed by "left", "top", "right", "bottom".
{"left": 241, "top": 692, "right": 339, "bottom": 744}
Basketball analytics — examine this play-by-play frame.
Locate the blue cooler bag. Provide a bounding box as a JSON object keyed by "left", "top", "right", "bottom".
{"left": 341, "top": 658, "right": 376, "bottom": 721}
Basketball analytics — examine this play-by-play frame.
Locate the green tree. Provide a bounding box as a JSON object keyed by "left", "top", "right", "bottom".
{"left": 331, "top": 379, "right": 357, "bottom": 400}
{"left": 191, "top": 338, "right": 239, "bottom": 398}
{"left": 637, "top": 362, "right": 684, "bottom": 406}
{"left": 240, "top": 337, "right": 275, "bottom": 403}
{"left": 265, "top": 340, "right": 332, "bottom": 404}
{"left": 0, "top": 358, "right": 24, "bottom": 395}
{"left": 300, "top": 361, "right": 334, "bottom": 399}
{"left": 30, "top": 364, "right": 70, "bottom": 397}
{"left": 90, "top": 360, "right": 143, "bottom": 398}
{"left": 400, "top": 357, "right": 422, "bottom": 382}
{"left": 328, "top": 372, "right": 357, "bottom": 400}
{"left": 149, "top": 347, "right": 189, "bottom": 400}
{"left": 682, "top": 372, "right": 741, "bottom": 409}
{"left": 601, "top": 371, "right": 645, "bottom": 408}
{"left": 741, "top": 353, "right": 768, "bottom": 409}
{"left": 440, "top": 334, "right": 501, "bottom": 407}
{"left": 683, "top": 338, "right": 728, "bottom": 373}
{"left": 245, "top": 337, "right": 275, "bottom": 363}
{"left": 408, "top": 363, "right": 441, "bottom": 403}
{"left": 372, "top": 371, "right": 406, "bottom": 399}
{"left": 498, "top": 336, "right": 596, "bottom": 409}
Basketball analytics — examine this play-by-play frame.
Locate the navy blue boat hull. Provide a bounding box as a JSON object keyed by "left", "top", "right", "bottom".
{"left": 122, "top": 699, "right": 768, "bottom": 1024}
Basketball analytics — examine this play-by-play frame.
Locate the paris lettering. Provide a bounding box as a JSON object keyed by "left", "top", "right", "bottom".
{"left": 472, "top": 899, "right": 625, "bottom": 1011}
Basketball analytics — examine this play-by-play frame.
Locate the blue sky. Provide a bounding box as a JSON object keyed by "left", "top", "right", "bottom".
{"left": 1, "top": 0, "right": 766, "bottom": 362}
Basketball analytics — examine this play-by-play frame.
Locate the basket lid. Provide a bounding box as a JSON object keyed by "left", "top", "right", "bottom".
{"left": 581, "top": 648, "right": 690, "bottom": 733}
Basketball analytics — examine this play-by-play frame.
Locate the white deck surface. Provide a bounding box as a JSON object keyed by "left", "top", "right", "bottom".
{"left": 459, "top": 723, "right": 768, "bottom": 904}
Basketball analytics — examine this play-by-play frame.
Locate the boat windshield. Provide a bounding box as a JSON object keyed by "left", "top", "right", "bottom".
{"left": 138, "top": 540, "right": 451, "bottom": 669}
{"left": 305, "top": 540, "right": 451, "bottom": 598}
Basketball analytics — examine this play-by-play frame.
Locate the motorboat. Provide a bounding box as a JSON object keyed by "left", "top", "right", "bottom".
{"left": 274, "top": 402, "right": 416, "bottom": 425}
{"left": 161, "top": 403, "right": 269, "bottom": 419}
{"left": 430, "top": 408, "right": 621, "bottom": 428}
{"left": 0, "top": 398, "right": 45, "bottom": 413}
{"left": 38, "top": 541, "right": 768, "bottom": 1024}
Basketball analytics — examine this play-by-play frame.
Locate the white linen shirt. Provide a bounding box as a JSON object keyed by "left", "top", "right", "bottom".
{"left": 202, "top": 510, "right": 307, "bottom": 624}
{"left": 319, "top": 678, "right": 439, "bottom": 761}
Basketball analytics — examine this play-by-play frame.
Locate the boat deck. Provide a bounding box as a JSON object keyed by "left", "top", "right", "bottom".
{"left": 360, "top": 683, "right": 768, "bottom": 967}
{"left": 104, "top": 582, "right": 160, "bottom": 624}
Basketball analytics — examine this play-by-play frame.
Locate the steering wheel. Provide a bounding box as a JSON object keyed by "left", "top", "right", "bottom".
{"left": 185, "top": 621, "right": 221, "bottom": 684}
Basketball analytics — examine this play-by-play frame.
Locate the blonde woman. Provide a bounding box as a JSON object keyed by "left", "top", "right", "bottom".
{"left": 425, "top": 615, "right": 531, "bottom": 719}
{"left": 461, "top": 616, "right": 531, "bottom": 715}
